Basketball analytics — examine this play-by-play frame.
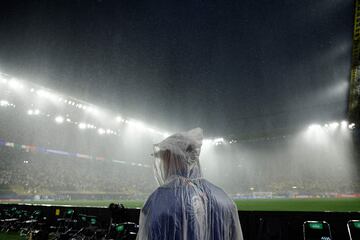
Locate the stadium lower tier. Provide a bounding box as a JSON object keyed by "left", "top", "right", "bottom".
{"left": 0, "top": 203, "right": 359, "bottom": 240}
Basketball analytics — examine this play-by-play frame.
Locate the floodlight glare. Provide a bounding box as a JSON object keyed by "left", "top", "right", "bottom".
{"left": 86, "top": 107, "right": 98, "bottom": 114}
{"left": 8, "top": 79, "right": 24, "bottom": 90}
{"left": 0, "top": 77, "right": 7, "bottom": 84}
{"left": 202, "top": 139, "right": 213, "bottom": 145}
{"left": 329, "top": 122, "right": 339, "bottom": 129}
{"left": 37, "top": 89, "right": 59, "bottom": 101}
{"left": 78, "top": 123, "right": 87, "bottom": 129}
{"left": 27, "top": 110, "right": 33, "bottom": 115}
{"left": 214, "top": 138, "right": 225, "bottom": 145}
{"left": 55, "top": 116, "right": 64, "bottom": 124}
{"left": 147, "top": 127, "right": 156, "bottom": 133}
{"left": 308, "top": 124, "right": 321, "bottom": 131}
{"left": 116, "top": 116, "right": 124, "bottom": 122}
{"left": 98, "top": 128, "right": 105, "bottom": 135}
{"left": 341, "top": 120, "right": 348, "bottom": 128}
{"left": 128, "top": 120, "right": 146, "bottom": 131}
{"left": 349, "top": 123, "right": 356, "bottom": 129}
{"left": 0, "top": 100, "right": 9, "bottom": 107}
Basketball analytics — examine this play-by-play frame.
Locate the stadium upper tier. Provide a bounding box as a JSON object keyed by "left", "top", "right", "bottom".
{"left": 0, "top": 72, "right": 357, "bottom": 145}
{"left": 0, "top": 72, "right": 171, "bottom": 138}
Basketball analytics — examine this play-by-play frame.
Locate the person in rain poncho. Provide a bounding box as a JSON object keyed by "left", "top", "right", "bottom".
{"left": 137, "top": 128, "right": 243, "bottom": 240}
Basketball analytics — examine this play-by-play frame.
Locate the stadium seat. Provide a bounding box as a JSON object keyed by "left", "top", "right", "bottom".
{"left": 347, "top": 220, "right": 360, "bottom": 240}
{"left": 303, "top": 221, "right": 332, "bottom": 240}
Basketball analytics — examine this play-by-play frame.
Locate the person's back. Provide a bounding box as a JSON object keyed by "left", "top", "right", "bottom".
{"left": 137, "top": 128, "right": 243, "bottom": 240}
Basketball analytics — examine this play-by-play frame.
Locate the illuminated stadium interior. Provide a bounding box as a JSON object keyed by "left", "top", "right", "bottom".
{"left": 0, "top": 1, "right": 359, "bottom": 239}
{"left": 0, "top": 71, "right": 358, "bottom": 203}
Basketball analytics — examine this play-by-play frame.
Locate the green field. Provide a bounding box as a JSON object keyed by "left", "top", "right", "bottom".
{"left": 0, "top": 232, "right": 21, "bottom": 240}
{"left": 1, "top": 198, "right": 359, "bottom": 212}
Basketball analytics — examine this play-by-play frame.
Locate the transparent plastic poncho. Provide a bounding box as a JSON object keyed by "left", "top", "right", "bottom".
{"left": 137, "top": 128, "right": 243, "bottom": 240}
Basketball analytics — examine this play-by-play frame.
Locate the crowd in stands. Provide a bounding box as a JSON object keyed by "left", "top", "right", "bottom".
{"left": 0, "top": 148, "right": 157, "bottom": 198}
{"left": 0, "top": 145, "right": 359, "bottom": 200}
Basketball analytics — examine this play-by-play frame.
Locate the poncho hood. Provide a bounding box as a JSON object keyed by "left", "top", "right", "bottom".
{"left": 153, "top": 128, "right": 203, "bottom": 185}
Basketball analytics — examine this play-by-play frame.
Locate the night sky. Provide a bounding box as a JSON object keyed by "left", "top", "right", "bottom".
{"left": 0, "top": 0, "right": 354, "bottom": 137}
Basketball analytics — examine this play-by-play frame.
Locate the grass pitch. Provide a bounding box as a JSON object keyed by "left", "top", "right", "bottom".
{"left": 2, "top": 198, "right": 359, "bottom": 212}
{"left": 0, "top": 232, "right": 21, "bottom": 240}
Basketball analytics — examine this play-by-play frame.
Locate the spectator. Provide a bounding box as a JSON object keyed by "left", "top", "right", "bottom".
{"left": 137, "top": 128, "right": 243, "bottom": 240}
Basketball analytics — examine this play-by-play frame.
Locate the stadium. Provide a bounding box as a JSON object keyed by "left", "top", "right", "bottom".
{"left": 0, "top": 0, "right": 360, "bottom": 239}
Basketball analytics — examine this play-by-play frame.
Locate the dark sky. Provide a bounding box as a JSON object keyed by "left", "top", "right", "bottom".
{"left": 0, "top": 0, "right": 354, "bottom": 137}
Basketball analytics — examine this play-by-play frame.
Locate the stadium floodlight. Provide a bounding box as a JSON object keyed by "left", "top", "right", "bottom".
{"left": 308, "top": 124, "right": 322, "bottom": 131}
{"left": 0, "top": 76, "right": 7, "bottom": 84}
{"left": 1, "top": 72, "right": 176, "bottom": 140}
{"left": 8, "top": 79, "right": 24, "bottom": 90}
{"left": 341, "top": 120, "right": 348, "bottom": 128}
{"left": 36, "top": 89, "right": 59, "bottom": 101}
{"left": 112, "top": 160, "right": 126, "bottom": 164}
{"left": 98, "top": 128, "right": 105, "bottom": 135}
{"left": 0, "top": 100, "right": 9, "bottom": 107}
{"left": 128, "top": 120, "right": 147, "bottom": 131}
{"left": 292, "top": 186, "right": 297, "bottom": 189}
{"left": 202, "top": 139, "right": 213, "bottom": 145}
{"left": 214, "top": 137, "right": 225, "bottom": 145}
{"left": 349, "top": 123, "right": 356, "bottom": 130}
{"left": 55, "top": 116, "right": 64, "bottom": 124}
{"left": 249, "top": 187, "right": 255, "bottom": 191}
{"left": 329, "top": 122, "right": 339, "bottom": 130}
{"left": 27, "top": 109, "right": 40, "bottom": 115}
{"left": 86, "top": 107, "right": 99, "bottom": 115}
{"left": 116, "top": 116, "right": 124, "bottom": 122}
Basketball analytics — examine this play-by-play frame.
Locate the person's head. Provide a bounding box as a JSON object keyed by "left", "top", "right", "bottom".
{"left": 153, "top": 128, "right": 203, "bottom": 185}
